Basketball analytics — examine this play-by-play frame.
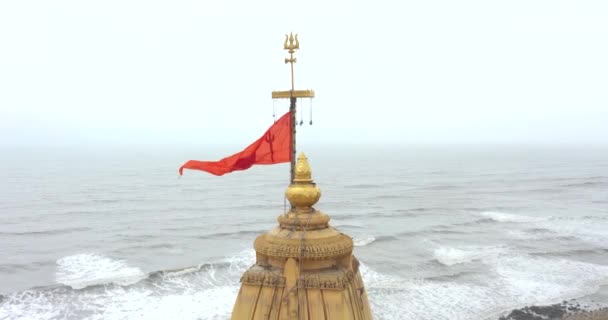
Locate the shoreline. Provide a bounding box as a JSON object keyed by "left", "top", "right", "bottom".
{"left": 497, "top": 285, "right": 608, "bottom": 320}
{"left": 499, "top": 302, "right": 608, "bottom": 320}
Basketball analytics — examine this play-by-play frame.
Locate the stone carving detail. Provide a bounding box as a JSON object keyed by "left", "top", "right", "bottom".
{"left": 277, "top": 211, "right": 330, "bottom": 230}
{"left": 240, "top": 268, "right": 286, "bottom": 287}
{"left": 297, "top": 270, "right": 356, "bottom": 290}
{"left": 240, "top": 268, "right": 357, "bottom": 291}
{"left": 254, "top": 233, "right": 353, "bottom": 259}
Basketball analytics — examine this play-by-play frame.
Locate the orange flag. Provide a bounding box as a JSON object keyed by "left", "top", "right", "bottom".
{"left": 179, "top": 112, "right": 291, "bottom": 176}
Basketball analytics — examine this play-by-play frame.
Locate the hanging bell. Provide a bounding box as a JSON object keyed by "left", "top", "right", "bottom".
{"left": 309, "top": 99, "right": 313, "bottom": 126}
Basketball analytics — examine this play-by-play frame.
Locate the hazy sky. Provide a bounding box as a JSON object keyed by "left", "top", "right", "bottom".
{"left": 1, "top": 0, "right": 607, "bottom": 147}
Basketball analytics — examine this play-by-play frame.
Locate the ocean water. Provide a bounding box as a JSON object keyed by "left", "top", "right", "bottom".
{"left": 1, "top": 145, "right": 607, "bottom": 320}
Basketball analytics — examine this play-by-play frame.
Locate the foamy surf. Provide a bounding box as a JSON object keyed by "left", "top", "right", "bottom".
{"left": 55, "top": 253, "right": 147, "bottom": 289}
{"left": 1, "top": 249, "right": 607, "bottom": 320}
{"left": 480, "top": 211, "right": 544, "bottom": 223}
{"left": 433, "top": 245, "right": 505, "bottom": 266}
{"left": 353, "top": 235, "right": 376, "bottom": 246}
{"left": 362, "top": 254, "right": 608, "bottom": 320}
{"left": 493, "top": 255, "right": 608, "bottom": 305}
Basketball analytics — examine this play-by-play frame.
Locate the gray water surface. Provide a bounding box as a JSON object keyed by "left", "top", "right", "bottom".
{"left": 1, "top": 145, "right": 607, "bottom": 319}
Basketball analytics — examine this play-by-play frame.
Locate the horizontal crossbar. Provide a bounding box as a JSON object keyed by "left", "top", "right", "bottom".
{"left": 271, "top": 89, "right": 315, "bottom": 99}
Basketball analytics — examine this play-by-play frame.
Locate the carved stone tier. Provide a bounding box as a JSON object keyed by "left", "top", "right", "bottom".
{"left": 230, "top": 153, "right": 373, "bottom": 320}
{"left": 254, "top": 225, "right": 353, "bottom": 260}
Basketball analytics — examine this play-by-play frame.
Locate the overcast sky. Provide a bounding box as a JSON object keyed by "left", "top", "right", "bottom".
{"left": 1, "top": 0, "right": 607, "bottom": 147}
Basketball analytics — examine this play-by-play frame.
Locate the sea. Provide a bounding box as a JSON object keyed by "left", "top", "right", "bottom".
{"left": 0, "top": 145, "right": 607, "bottom": 320}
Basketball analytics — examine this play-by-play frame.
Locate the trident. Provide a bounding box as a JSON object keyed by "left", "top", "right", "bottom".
{"left": 284, "top": 33, "right": 300, "bottom": 91}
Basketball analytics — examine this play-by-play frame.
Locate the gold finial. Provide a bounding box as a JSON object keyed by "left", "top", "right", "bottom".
{"left": 293, "top": 152, "right": 312, "bottom": 183}
{"left": 285, "top": 152, "right": 321, "bottom": 211}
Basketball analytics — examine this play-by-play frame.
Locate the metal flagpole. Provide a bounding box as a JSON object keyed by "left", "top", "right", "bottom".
{"left": 271, "top": 32, "right": 315, "bottom": 185}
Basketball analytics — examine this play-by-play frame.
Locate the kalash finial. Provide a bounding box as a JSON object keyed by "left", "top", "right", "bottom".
{"left": 285, "top": 152, "right": 321, "bottom": 211}
{"left": 293, "top": 152, "right": 312, "bottom": 182}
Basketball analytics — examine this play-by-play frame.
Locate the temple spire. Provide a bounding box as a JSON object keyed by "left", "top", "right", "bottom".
{"left": 230, "top": 152, "right": 373, "bottom": 320}
{"left": 230, "top": 34, "right": 372, "bottom": 320}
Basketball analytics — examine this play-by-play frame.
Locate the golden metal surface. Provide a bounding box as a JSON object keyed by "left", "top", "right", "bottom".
{"left": 284, "top": 32, "right": 299, "bottom": 90}
{"left": 293, "top": 152, "right": 312, "bottom": 182}
{"left": 284, "top": 32, "right": 300, "bottom": 54}
{"left": 285, "top": 153, "right": 321, "bottom": 210}
{"left": 271, "top": 89, "right": 315, "bottom": 99}
{"left": 277, "top": 210, "right": 330, "bottom": 230}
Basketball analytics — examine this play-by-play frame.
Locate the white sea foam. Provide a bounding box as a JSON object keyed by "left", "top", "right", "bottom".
{"left": 433, "top": 245, "right": 504, "bottom": 266}
{"left": 1, "top": 251, "right": 253, "bottom": 320}
{"left": 545, "top": 218, "right": 608, "bottom": 247}
{"left": 494, "top": 255, "right": 608, "bottom": 304}
{"left": 55, "top": 253, "right": 147, "bottom": 289}
{"left": 481, "top": 211, "right": 544, "bottom": 223}
{"left": 360, "top": 254, "right": 608, "bottom": 320}
{"left": 353, "top": 235, "right": 376, "bottom": 247}
{"left": 2, "top": 249, "right": 608, "bottom": 320}
{"left": 100, "top": 285, "right": 239, "bottom": 320}
{"left": 162, "top": 266, "right": 199, "bottom": 277}
{"left": 0, "top": 283, "right": 241, "bottom": 320}
{"left": 360, "top": 262, "right": 501, "bottom": 319}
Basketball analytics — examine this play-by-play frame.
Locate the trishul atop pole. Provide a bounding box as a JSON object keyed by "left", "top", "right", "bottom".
{"left": 271, "top": 32, "right": 315, "bottom": 184}
{"left": 272, "top": 32, "right": 315, "bottom": 99}
{"left": 284, "top": 33, "right": 299, "bottom": 91}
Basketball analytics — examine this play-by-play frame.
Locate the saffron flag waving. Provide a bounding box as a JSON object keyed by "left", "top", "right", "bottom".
{"left": 179, "top": 111, "right": 291, "bottom": 176}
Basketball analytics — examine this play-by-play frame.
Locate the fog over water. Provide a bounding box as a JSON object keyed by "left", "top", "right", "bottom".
{"left": 1, "top": 1, "right": 607, "bottom": 147}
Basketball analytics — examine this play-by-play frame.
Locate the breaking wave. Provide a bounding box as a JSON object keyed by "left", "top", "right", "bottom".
{"left": 55, "top": 253, "right": 147, "bottom": 289}
{"left": 353, "top": 235, "right": 376, "bottom": 246}
{"left": 480, "top": 211, "right": 544, "bottom": 223}
{"left": 433, "top": 245, "right": 506, "bottom": 266}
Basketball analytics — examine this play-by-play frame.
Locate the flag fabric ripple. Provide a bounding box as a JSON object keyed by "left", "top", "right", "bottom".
{"left": 179, "top": 111, "right": 291, "bottom": 176}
